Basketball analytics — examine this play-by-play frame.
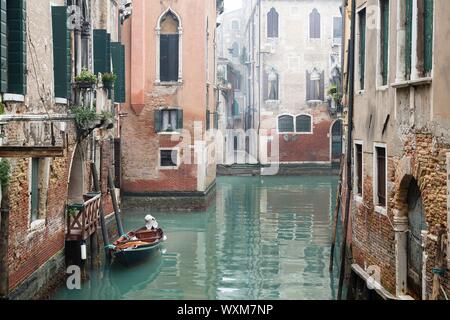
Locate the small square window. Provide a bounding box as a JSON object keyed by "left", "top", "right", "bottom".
{"left": 160, "top": 150, "right": 178, "bottom": 167}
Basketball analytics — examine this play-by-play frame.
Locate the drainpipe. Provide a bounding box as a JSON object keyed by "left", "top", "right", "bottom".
{"left": 0, "top": 187, "right": 10, "bottom": 299}
{"left": 337, "top": 0, "right": 356, "bottom": 300}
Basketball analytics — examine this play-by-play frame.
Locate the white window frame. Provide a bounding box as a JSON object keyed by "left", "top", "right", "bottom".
{"left": 354, "top": 140, "right": 364, "bottom": 203}
{"left": 158, "top": 147, "right": 180, "bottom": 170}
{"left": 373, "top": 143, "right": 388, "bottom": 215}
{"left": 276, "top": 113, "right": 295, "bottom": 134}
{"left": 376, "top": 0, "right": 390, "bottom": 90}
{"left": 155, "top": 7, "right": 183, "bottom": 84}
{"left": 294, "top": 113, "right": 313, "bottom": 135}
{"left": 28, "top": 158, "right": 51, "bottom": 232}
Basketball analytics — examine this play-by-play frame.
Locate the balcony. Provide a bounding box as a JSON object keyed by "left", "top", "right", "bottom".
{"left": 66, "top": 192, "right": 101, "bottom": 241}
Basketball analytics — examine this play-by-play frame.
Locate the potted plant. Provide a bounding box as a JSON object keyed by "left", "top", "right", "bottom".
{"left": 75, "top": 69, "right": 97, "bottom": 89}
{"left": 102, "top": 72, "right": 117, "bottom": 89}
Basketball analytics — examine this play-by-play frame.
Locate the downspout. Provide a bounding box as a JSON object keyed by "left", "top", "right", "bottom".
{"left": 337, "top": 0, "right": 356, "bottom": 301}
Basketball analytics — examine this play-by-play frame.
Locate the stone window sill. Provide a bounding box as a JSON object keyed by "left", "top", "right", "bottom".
{"left": 375, "top": 205, "right": 387, "bottom": 216}
{"left": 157, "top": 131, "right": 181, "bottom": 136}
{"left": 2, "top": 93, "right": 25, "bottom": 102}
{"left": 55, "top": 97, "right": 68, "bottom": 105}
{"left": 391, "top": 77, "right": 432, "bottom": 89}
{"left": 155, "top": 80, "right": 183, "bottom": 87}
{"left": 376, "top": 85, "right": 389, "bottom": 92}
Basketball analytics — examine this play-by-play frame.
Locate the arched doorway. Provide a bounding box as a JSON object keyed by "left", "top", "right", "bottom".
{"left": 68, "top": 145, "right": 85, "bottom": 204}
{"left": 330, "top": 120, "right": 343, "bottom": 166}
{"left": 406, "top": 179, "right": 426, "bottom": 299}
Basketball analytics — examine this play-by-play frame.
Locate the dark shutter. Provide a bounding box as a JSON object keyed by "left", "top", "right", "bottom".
{"left": 214, "top": 112, "right": 219, "bottom": 129}
{"left": 7, "top": 0, "right": 26, "bottom": 94}
{"left": 319, "top": 71, "right": 325, "bottom": 101}
{"left": 154, "top": 109, "right": 162, "bottom": 133}
{"left": 114, "top": 138, "right": 121, "bottom": 188}
{"left": 359, "top": 9, "right": 366, "bottom": 89}
{"left": 381, "top": 0, "right": 389, "bottom": 85}
{"left": 405, "top": 0, "right": 413, "bottom": 79}
{"left": 160, "top": 34, "right": 179, "bottom": 82}
{"left": 423, "top": 0, "right": 433, "bottom": 73}
{"left": 296, "top": 115, "right": 312, "bottom": 133}
{"left": 306, "top": 71, "right": 311, "bottom": 101}
{"left": 377, "top": 147, "right": 386, "bottom": 207}
{"left": 111, "top": 42, "right": 125, "bottom": 103}
{"left": 93, "top": 29, "right": 108, "bottom": 75}
{"left": 278, "top": 115, "right": 294, "bottom": 133}
{"left": 356, "top": 144, "right": 363, "bottom": 195}
{"left": 206, "top": 110, "right": 210, "bottom": 130}
{"left": 310, "top": 9, "right": 320, "bottom": 39}
{"left": 176, "top": 109, "right": 183, "bottom": 130}
{"left": 106, "top": 33, "right": 111, "bottom": 73}
{"left": 0, "top": 0, "right": 7, "bottom": 92}
{"left": 52, "top": 6, "right": 70, "bottom": 99}
{"left": 267, "top": 8, "right": 278, "bottom": 38}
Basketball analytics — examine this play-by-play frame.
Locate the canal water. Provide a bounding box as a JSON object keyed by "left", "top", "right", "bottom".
{"left": 54, "top": 176, "right": 341, "bottom": 300}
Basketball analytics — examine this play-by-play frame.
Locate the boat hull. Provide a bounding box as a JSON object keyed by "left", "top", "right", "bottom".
{"left": 113, "top": 242, "right": 162, "bottom": 266}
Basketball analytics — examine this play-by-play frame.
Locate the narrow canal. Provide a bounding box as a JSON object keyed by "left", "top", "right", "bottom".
{"left": 54, "top": 176, "right": 340, "bottom": 300}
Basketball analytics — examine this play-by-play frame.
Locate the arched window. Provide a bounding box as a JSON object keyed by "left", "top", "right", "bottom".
{"left": 157, "top": 8, "right": 182, "bottom": 83}
{"left": 232, "top": 99, "right": 240, "bottom": 116}
{"left": 278, "top": 115, "right": 294, "bottom": 133}
{"left": 310, "top": 9, "right": 321, "bottom": 39}
{"left": 296, "top": 115, "right": 312, "bottom": 133}
{"left": 267, "top": 8, "right": 279, "bottom": 38}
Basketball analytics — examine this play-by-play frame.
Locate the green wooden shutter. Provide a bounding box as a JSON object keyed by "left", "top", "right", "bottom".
{"left": 111, "top": 42, "right": 125, "bottom": 103}
{"left": 176, "top": 109, "right": 183, "bottom": 130}
{"left": 381, "top": 0, "right": 389, "bottom": 85}
{"left": 106, "top": 33, "right": 111, "bottom": 73}
{"left": 0, "top": 0, "right": 7, "bottom": 92}
{"left": 359, "top": 9, "right": 366, "bottom": 89}
{"left": 52, "top": 6, "right": 70, "bottom": 99}
{"left": 405, "top": 0, "right": 413, "bottom": 79}
{"left": 423, "top": 0, "right": 434, "bottom": 74}
{"left": 7, "top": 0, "right": 26, "bottom": 94}
{"left": 93, "top": 29, "right": 108, "bottom": 75}
{"left": 154, "top": 109, "right": 162, "bottom": 133}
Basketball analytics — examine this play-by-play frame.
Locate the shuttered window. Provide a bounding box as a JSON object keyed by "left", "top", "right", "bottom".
{"left": 0, "top": 0, "right": 7, "bottom": 92}
{"left": 93, "top": 29, "right": 110, "bottom": 75}
{"left": 206, "top": 110, "right": 211, "bottom": 130}
{"left": 376, "top": 146, "right": 387, "bottom": 207}
{"left": 359, "top": 9, "right": 366, "bottom": 90}
{"left": 405, "top": 0, "right": 413, "bottom": 79}
{"left": 380, "top": 0, "right": 389, "bottom": 86}
{"left": 7, "top": 0, "right": 26, "bottom": 94}
{"left": 267, "top": 8, "right": 278, "bottom": 38}
{"left": 111, "top": 42, "right": 125, "bottom": 103}
{"left": 296, "top": 115, "right": 312, "bottom": 133}
{"left": 423, "top": 0, "right": 433, "bottom": 74}
{"left": 355, "top": 144, "right": 363, "bottom": 196}
{"left": 309, "top": 9, "right": 321, "bottom": 39}
{"left": 52, "top": 6, "right": 71, "bottom": 99}
{"left": 154, "top": 109, "right": 183, "bottom": 133}
{"left": 278, "top": 115, "right": 294, "bottom": 133}
{"left": 160, "top": 34, "right": 179, "bottom": 82}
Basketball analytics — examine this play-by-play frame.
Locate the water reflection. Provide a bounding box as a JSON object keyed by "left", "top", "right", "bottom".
{"left": 54, "top": 176, "right": 339, "bottom": 300}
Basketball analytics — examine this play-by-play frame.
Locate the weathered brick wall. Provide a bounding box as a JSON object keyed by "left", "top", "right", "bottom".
{"left": 351, "top": 132, "right": 450, "bottom": 298}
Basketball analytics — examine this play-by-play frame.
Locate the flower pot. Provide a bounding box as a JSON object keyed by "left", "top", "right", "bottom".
{"left": 75, "top": 81, "right": 96, "bottom": 89}
{"left": 103, "top": 81, "right": 114, "bottom": 90}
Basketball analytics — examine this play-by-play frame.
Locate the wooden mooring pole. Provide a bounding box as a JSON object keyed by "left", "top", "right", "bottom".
{"left": 108, "top": 168, "right": 124, "bottom": 237}
{"left": 91, "top": 162, "right": 110, "bottom": 258}
{"left": 0, "top": 188, "right": 10, "bottom": 299}
{"left": 329, "top": 156, "right": 344, "bottom": 272}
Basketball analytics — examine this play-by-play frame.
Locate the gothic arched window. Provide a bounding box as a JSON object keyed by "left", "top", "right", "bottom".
{"left": 310, "top": 9, "right": 321, "bottom": 39}
{"left": 157, "top": 9, "right": 182, "bottom": 82}
{"left": 267, "top": 8, "right": 279, "bottom": 38}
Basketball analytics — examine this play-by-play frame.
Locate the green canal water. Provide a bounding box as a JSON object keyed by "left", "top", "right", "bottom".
{"left": 54, "top": 176, "right": 340, "bottom": 300}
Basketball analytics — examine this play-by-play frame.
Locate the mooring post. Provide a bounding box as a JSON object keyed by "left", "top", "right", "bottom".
{"left": 0, "top": 188, "right": 10, "bottom": 299}
{"left": 108, "top": 168, "right": 124, "bottom": 237}
{"left": 91, "top": 162, "right": 110, "bottom": 258}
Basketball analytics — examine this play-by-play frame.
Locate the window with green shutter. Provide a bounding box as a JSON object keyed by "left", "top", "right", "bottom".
{"left": 111, "top": 42, "right": 125, "bottom": 103}
{"left": 358, "top": 9, "right": 366, "bottom": 90}
{"left": 52, "top": 6, "right": 71, "bottom": 99}
{"left": 93, "top": 29, "right": 109, "bottom": 75}
{"left": 380, "top": 0, "right": 389, "bottom": 86}
{"left": 0, "top": 0, "right": 7, "bottom": 93}
{"left": 405, "top": 0, "right": 413, "bottom": 79}
{"left": 423, "top": 0, "right": 433, "bottom": 74}
{"left": 7, "top": 0, "right": 26, "bottom": 95}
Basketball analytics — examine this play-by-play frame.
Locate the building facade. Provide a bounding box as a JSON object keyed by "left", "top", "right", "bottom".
{"left": 0, "top": 0, "right": 127, "bottom": 299}
{"left": 343, "top": 0, "right": 450, "bottom": 300}
{"left": 238, "top": 0, "right": 343, "bottom": 171}
{"left": 120, "top": 0, "right": 223, "bottom": 210}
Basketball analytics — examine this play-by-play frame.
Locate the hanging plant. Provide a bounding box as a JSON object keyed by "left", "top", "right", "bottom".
{"left": 102, "top": 73, "right": 117, "bottom": 89}
{"left": 71, "top": 106, "right": 99, "bottom": 130}
{"left": 75, "top": 69, "right": 97, "bottom": 88}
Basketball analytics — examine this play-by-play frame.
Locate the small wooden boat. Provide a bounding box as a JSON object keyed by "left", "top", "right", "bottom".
{"left": 111, "top": 228, "right": 165, "bottom": 266}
